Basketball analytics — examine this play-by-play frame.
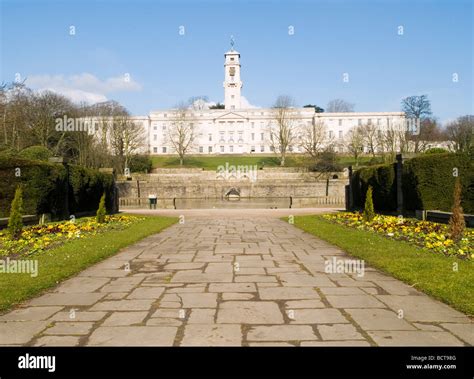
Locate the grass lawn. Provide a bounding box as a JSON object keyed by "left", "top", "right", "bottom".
{"left": 0, "top": 214, "right": 177, "bottom": 312}
{"left": 292, "top": 215, "right": 474, "bottom": 315}
{"left": 151, "top": 155, "right": 304, "bottom": 170}
{"left": 151, "top": 154, "right": 375, "bottom": 170}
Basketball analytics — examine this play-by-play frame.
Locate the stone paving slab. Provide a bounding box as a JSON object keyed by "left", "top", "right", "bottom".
{"left": 0, "top": 215, "right": 471, "bottom": 346}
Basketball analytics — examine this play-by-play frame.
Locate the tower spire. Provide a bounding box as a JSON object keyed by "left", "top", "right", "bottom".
{"left": 223, "top": 44, "right": 242, "bottom": 110}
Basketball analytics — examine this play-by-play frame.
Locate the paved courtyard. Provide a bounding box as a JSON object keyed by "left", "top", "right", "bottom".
{"left": 0, "top": 212, "right": 472, "bottom": 346}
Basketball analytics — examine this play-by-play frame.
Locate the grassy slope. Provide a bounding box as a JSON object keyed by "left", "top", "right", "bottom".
{"left": 150, "top": 155, "right": 374, "bottom": 170}
{"left": 293, "top": 215, "right": 474, "bottom": 315}
{"left": 0, "top": 215, "right": 177, "bottom": 312}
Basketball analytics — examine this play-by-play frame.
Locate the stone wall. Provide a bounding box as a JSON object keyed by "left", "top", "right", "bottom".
{"left": 117, "top": 168, "right": 348, "bottom": 208}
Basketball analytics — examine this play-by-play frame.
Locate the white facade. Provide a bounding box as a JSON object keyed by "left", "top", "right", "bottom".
{"left": 126, "top": 48, "right": 407, "bottom": 155}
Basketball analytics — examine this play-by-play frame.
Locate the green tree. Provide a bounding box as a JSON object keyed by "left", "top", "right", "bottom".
{"left": 8, "top": 186, "right": 23, "bottom": 239}
{"left": 303, "top": 104, "right": 324, "bottom": 113}
{"left": 96, "top": 192, "right": 107, "bottom": 223}
{"left": 363, "top": 186, "right": 375, "bottom": 222}
{"left": 19, "top": 145, "right": 52, "bottom": 161}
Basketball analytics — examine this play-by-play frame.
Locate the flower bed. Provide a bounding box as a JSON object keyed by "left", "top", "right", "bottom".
{"left": 323, "top": 213, "right": 473, "bottom": 260}
{"left": 0, "top": 215, "right": 145, "bottom": 257}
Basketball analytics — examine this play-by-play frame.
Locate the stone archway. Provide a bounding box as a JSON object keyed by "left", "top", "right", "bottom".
{"left": 225, "top": 187, "right": 240, "bottom": 200}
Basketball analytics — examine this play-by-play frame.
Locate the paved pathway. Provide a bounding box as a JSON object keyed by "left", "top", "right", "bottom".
{"left": 0, "top": 214, "right": 472, "bottom": 346}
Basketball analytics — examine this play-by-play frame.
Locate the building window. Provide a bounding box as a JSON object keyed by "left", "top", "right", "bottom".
{"left": 199, "top": 146, "right": 203, "bottom": 153}
{"left": 230, "top": 146, "right": 234, "bottom": 153}
{"left": 338, "top": 119, "right": 342, "bottom": 126}
{"left": 251, "top": 122, "right": 254, "bottom": 128}
{"left": 208, "top": 146, "right": 212, "bottom": 153}
{"left": 162, "top": 147, "right": 167, "bottom": 153}
{"left": 260, "top": 133, "right": 264, "bottom": 141}
{"left": 251, "top": 133, "right": 255, "bottom": 141}
{"left": 377, "top": 118, "right": 381, "bottom": 125}
{"left": 153, "top": 126, "right": 157, "bottom": 130}
{"left": 163, "top": 125, "right": 166, "bottom": 130}
{"left": 250, "top": 146, "right": 255, "bottom": 153}
{"left": 260, "top": 145, "right": 264, "bottom": 152}
{"left": 164, "top": 114, "right": 167, "bottom": 118}
{"left": 231, "top": 95, "right": 234, "bottom": 99}
{"left": 358, "top": 119, "right": 362, "bottom": 126}
{"left": 368, "top": 119, "right": 372, "bottom": 125}
{"left": 220, "top": 146, "right": 224, "bottom": 153}
{"left": 208, "top": 134, "right": 212, "bottom": 142}
{"left": 329, "top": 131, "right": 334, "bottom": 138}
{"left": 230, "top": 57, "right": 234, "bottom": 61}
{"left": 339, "top": 131, "right": 343, "bottom": 139}
{"left": 153, "top": 147, "right": 157, "bottom": 153}
{"left": 153, "top": 135, "right": 157, "bottom": 141}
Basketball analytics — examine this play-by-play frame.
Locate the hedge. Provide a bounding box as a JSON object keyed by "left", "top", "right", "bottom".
{"left": 351, "top": 163, "right": 397, "bottom": 211}
{"left": 403, "top": 153, "right": 473, "bottom": 214}
{"left": 351, "top": 153, "right": 474, "bottom": 214}
{"left": 0, "top": 157, "right": 115, "bottom": 219}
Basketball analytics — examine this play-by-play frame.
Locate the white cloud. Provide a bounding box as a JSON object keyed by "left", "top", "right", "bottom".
{"left": 26, "top": 73, "right": 142, "bottom": 104}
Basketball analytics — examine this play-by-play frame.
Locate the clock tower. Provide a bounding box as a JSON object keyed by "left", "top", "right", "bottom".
{"left": 223, "top": 38, "right": 242, "bottom": 110}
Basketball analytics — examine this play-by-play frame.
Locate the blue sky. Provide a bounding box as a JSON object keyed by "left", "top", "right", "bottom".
{"left": 1, "top": 0, "right": 472, "bottom": 123}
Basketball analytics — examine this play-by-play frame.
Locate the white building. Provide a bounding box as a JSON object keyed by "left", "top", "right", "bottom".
{"left": 128, "top": 47, "right": 407, "bottom": 155}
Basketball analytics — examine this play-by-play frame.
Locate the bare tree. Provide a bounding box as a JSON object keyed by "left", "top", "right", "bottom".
{"left": 0, "top": 82, "right": 33, "bottom": 150}
{"left": 446, "top": 115, "right": 473, "bottom": 153}
{"left": 359, "top": 122, "right": 379, "bottom": 157}
{"left": 379, "top": 119, "right": 410, "bottom": 160}
{"left": 111, "top": 115, "right": 146, "bottom": 174}
{"left": 345, "top": 126, "right": 365, "bottom": 165}
{"left": 188, "top": 96, "right": 209, "bottom": 111}
{"left": 166, "top": 102, "right": 197, "bottom": 165}
{"left": 268, "top": 95, "right": 297, "bottom": 166}
{"left": 409, "top": 118, "right": 444, "bottom": 153}
{"left": 299, "top": 119, "right": 330, "bottom": 158}
{"left": 326, "top": 99, "right": 355, "bottom": 112}
{"left": 401, "top": 95, "right": 432, "bottom": 120}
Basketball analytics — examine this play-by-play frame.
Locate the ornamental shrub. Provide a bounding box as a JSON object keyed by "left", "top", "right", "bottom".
{"left": 363, "top": 186, "right": 375, "bottom": 222}
{"left": 96, "top": 193, "right": 107, "bottom": 223}
{"left": 18, "top": 146, "right": 52, "bottom": 162}
{"left": 449, "top": 177, "right": 466, "bottom": 241}
{"left": 8, "top": 186, "right": 23, "bottom": 239}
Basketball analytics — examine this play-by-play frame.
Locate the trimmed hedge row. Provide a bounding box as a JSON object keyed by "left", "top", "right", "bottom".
{"left": 351, "top": 163, "right": 397, "bottom": 211}
{"left": 351, "top": 153, "right": 474, "bottom": 214}
{"left": 0, "top": 157, "right": 115, "bottom": 218}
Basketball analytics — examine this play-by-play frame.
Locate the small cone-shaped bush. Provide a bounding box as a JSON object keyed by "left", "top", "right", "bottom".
{"left": 8, "top": 186, "right": 24, "bottom": 239}
{"left": 363, "top": 186, "right": 375, "bottom": 222}
{"left": 96, "top": 192, "right": 107, "bottom": 223}
{"left": 449, "top": 177, "right": 465, "bottom": 242}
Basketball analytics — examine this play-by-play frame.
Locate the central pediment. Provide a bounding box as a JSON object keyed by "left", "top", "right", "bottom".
{"left": 213, "top": 111, "right": 249, "bottom": 121}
